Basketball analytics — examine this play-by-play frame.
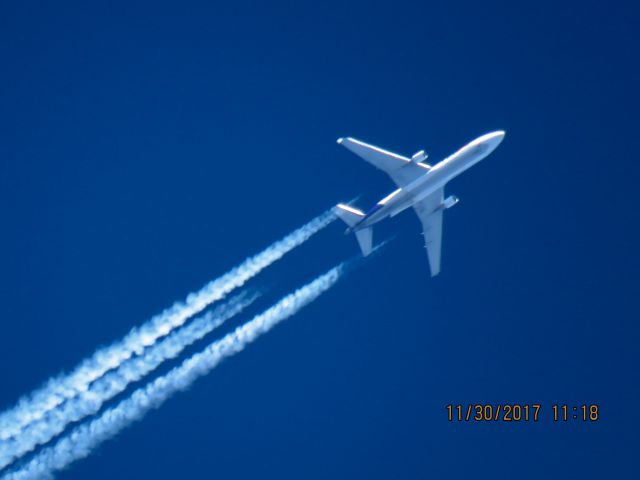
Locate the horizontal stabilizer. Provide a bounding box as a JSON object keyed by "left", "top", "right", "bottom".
{"left": 334, "top": 203, "right": 373, "bottom": 256}
{"left": 333, "top": 203, "right": 365, "bottom": 228}
{"left": 355, "top": 227, "right": 373, "bottom": 256}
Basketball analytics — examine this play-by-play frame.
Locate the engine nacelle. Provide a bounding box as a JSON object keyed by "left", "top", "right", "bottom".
{"left": 411, "top": 150, "right": 428, "bottom": 163}
{"left": 440, "top": 195, "right": 459, "bottom": 210}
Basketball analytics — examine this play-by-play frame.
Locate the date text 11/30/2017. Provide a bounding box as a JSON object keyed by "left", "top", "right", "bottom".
{"left": 446, "top": 404, "right": 599, "bottom": 422}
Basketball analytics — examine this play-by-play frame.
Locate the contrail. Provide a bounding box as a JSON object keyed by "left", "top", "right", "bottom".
{"left": 0, "top": 292, "right": 259, "bottom": 470}
{"left": 0, "top": 211, "right": 334, "bottom": 442}
{"left": 1, "top": 264, "right": 344, "bottom": 480}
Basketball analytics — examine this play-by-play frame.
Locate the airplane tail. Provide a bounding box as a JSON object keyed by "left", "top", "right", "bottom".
{"left": 333, "top": 204, "right": 373, "bottom": 256}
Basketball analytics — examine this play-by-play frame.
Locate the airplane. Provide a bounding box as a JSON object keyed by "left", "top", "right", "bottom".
{"left": 333, "top": 131, "right": 505, "bottom": 276}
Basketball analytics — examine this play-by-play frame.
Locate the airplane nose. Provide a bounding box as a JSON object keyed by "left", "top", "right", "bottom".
{"left": 470, "top": 130, "right": 505, "bottom": 156}
{"left": 486, "top": 130, "right": 505, "bottom": 149}
{"left": 491, "top": 130, "right": 505, "bottom": 142}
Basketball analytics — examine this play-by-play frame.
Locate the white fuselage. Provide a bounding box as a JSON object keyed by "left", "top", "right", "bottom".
{"left": 355, "top": 131, "right": 505, "bottom": 230}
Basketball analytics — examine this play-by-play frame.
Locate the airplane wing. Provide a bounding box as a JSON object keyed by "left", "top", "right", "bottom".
{"left": 413, "top": 188, "right": 444, "bottom": 277}
{"left": 338, "top": 137, "right": 429, "bottom": 187}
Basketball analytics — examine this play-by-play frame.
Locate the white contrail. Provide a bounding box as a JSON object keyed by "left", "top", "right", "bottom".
{"left": 0, "top": 211, "right": 334, "bottom": 442}
{"left": 0, "top": 292, "right": 259, "bottom": 470}
{"left": 1, "top": 264, "right": 344, "bottom": 480}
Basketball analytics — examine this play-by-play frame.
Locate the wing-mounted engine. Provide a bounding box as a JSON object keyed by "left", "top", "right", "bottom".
{"left": 438, "top": 195, "right": 459, "bottom": 210}
{"left": 411, "top": 150, "right": 429, "bottom": 164}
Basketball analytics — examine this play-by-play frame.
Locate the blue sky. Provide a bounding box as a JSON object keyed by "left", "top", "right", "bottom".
{"left": 0, "top": 1, "right": 638, "bottom": 478}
